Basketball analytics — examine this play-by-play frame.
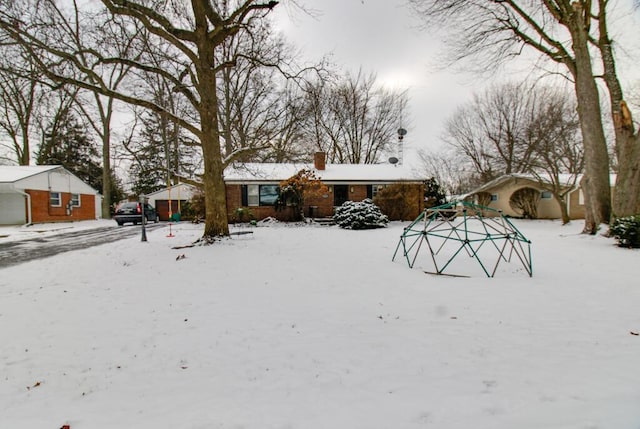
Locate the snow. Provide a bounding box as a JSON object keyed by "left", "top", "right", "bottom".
{"left": 224, "top": 162, "right": 423, "bottom": 183}
{"left": 0, "top": 220, "right": 115, "bottom": 243}
{"left": 1, "top": 219, "right": 639, "bottom": 429}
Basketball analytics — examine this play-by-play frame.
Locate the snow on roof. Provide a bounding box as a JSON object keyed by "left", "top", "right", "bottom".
{"left": 223, "top": 162, "right": 425, "bottom": 183}
{"left": 0, "top": 165, "right": 61, "bottom": 183}
{"left": 461, "top": 172, "right": 617, "bottom": 199}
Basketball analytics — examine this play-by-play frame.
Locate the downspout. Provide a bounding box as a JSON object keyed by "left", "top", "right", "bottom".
{"left": 15, "top": 188, "right": 33, "bottom": 226}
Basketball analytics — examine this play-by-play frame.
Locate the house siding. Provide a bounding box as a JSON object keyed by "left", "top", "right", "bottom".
{"left": 471, "top": 176, "right": 587, "bottom": 220}
{"left": 226, "top": 185, "right": 296, "bottom": 222}
{"left": 225, "top": 182, "right": 424, "bottom": 222}
{"left": 27, "top": 189, "right": 96, "bottom": 223}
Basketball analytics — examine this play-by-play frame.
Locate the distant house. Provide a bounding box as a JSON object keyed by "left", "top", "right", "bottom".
{"left": 464, "top": 173, "right": 612, "bottom": 220}
{"left": 143, "top": 153, "right": 426, "bottom": 222}
{"left": 146, "top": 183, "right": 197, "bottom": 221}
{"left": 0, "top": 165, "right": 101, "bottom": 225}
{"left": 223, "top": 152, "right": 426, "bottom": 221}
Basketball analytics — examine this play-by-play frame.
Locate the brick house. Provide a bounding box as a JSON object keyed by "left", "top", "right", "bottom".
{"left": 0, "top": 165, "right": 101, "bottom": 225}
{"left": 224, "top": 152, "right": 426, "bottom": 222}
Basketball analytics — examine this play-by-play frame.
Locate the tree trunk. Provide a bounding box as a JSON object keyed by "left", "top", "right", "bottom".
{"left": 101, "top": 126, "right": 112, "bottom": 219}
{"left": 613, "top": 132, "right": 640, "bottom": 216}
{"left": 195, "top": 5, "right": 229, "bottom": 240}
{"left": 596, "top": 12, "right": 640, "bottom": 217}
{"left": 554, "top": 193, "right": 570, "bottom": 225}
{"left": 568, "top": 20, "right": 611, "bottom": 233}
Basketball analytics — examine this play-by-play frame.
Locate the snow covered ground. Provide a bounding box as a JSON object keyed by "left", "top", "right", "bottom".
{"left": 0, "top": 219, "right": 639, "bottom": 429}
{"left": 0, "top": 219, "right": 117, "bottom": 243}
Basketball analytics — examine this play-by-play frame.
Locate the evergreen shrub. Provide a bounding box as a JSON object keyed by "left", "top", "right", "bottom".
{"left": 334, "top": 199, "right": 389, "bottom": 230}
{"left": 610, "top": 215, "right": 640, "bottom": 248}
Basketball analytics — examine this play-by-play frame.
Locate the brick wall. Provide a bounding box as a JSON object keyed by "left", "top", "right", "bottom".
{"left": 225, "top": 183, "right": 425, "bottom": 221}
{"left": 27, "top": 189, "right": 96, "bottom": 223}
{"left": 225, "top": 185, "right": 295, "bottom": 222}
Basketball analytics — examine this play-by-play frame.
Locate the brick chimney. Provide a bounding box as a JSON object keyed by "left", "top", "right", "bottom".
{"left": 314, "top": 152, "right": 326, "bottom": 170}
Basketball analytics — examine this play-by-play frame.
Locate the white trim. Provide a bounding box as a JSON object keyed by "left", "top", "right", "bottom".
{"left": 50, "top": 191, "right": 62, "bottom": 207}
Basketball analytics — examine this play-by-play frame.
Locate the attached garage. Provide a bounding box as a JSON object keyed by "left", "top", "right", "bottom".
{"left": 0, "top": 193, "right": 26, "bottom": 224}
{"left": 0, "top": 165, "right": 101, "bottom": 225}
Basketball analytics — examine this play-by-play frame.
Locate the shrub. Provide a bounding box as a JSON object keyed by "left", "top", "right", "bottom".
{"left": 334, "top": 199, "right": 389, "bottom": 230}
{"left": 610, "top": 215, "right": 640, "bottom": 248}
{"left": 373, "top": 183, "right": 423, "bottom": 221}
{"left": 276, "top": 169, "right": 327, "bottom": 221}
{"left": 509, "top": 187, "right": 540, "bottom": 219}
{"left": 233, "top": 207, "right": 255, "bottom": 223}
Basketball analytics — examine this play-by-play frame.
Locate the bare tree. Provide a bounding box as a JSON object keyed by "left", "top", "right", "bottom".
{"left": 415, "top": 148, "right": 481, "bottom": 196}
{"left": 70, "top": 10, "right": 143, "bottom": 219}
{"left": 217, "top": 18, "right": 292, "bottom": 162}
{"left": 509, "top": 187, "right": 540, "bottom": 219}
{"left": 0, "top": 0, "right": 291, "bottom": 241}
{"left": 441, "top": 83, "right": 543, "bottom": 181}
{"left": 409, "top": 0, "right": 633, "bottom": 233}
{"left": 255, "top": 81, "right": 311, "bottom": 162}
{"left": 528, "top": 87, "right": 584, "bottom": 224}
{"left": 303, "top": 69, "right": 407, "bottom": 164}
{"left": 0, "top": 47, "right": 46, "bottom": 165}
{"left": 433, "top": 81, "right": 584, "bottom": 222}
{"left": 594, "top": 3, "right": 640, "bottom": 219}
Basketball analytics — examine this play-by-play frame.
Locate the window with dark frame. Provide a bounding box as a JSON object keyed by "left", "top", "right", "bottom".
{"left": 241, "top": 184, "right": 280, "bottom": 206}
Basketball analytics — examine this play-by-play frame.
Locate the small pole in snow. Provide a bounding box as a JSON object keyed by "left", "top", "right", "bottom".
{"left": 140, "top": 194, "right": 148, "bottom": 242}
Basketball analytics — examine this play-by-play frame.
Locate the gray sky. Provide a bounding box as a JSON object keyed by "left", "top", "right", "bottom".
{"left": 272, "top": 0, "right": 479, "bottom": 165}
{"left": 272, "top": 0, "right": 640, "bottom": 167}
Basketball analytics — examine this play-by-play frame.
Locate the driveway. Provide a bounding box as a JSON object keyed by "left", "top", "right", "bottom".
{"left": 0, "top": 223, "right": 165, "bottom": 269}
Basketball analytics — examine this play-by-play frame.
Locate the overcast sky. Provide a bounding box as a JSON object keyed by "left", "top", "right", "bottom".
{"left": 272, "top": 0, "right": 477, "bottom": 165}
{"left": 272, "top": 0, "right": 640, "bottom": 167}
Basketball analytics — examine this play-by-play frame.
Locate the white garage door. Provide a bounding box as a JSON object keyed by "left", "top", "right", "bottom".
{"left": 0, "top": 193, "right": 26, "bottom": 225}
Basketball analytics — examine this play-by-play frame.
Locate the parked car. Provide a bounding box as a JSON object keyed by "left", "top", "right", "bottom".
{"left": 114, "top": 202, "right": 159, "bottom": 226}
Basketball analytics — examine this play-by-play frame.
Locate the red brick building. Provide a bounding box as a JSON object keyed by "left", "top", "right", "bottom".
{"left": 223, "top": 152, "right": 426, "bottom": 222}
{"left": 0, "top": 166, "right": 101, "bottom": 225}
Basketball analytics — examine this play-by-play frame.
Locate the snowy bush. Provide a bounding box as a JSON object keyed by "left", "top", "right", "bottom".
{"left": 334, "top": 199, "right": 389, "bottom": 230}
{"left": 610, "top": 215, "right": 640, "bottom": 248}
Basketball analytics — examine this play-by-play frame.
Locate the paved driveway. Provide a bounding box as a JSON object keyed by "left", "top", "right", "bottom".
{"left": 0, "top": 223, "right": 165, "bottom": 269}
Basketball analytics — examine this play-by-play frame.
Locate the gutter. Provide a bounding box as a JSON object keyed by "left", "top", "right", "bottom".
{"left": 14, "top": 187, "right": 33, "bottom": 226}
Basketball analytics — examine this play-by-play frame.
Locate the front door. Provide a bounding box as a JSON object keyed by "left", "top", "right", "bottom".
{"left": 334, "top": 185, "right": 349, "bottom": 207}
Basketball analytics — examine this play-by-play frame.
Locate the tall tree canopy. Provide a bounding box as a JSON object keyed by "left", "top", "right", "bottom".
{"left": 0, "top": 0, "right": 303, "bottom": 241}
{"left": 409, "top": 0, "right": 640, "bottom": 233}
{"left": 36, "top": 109, "right": 103, "bottom": 191}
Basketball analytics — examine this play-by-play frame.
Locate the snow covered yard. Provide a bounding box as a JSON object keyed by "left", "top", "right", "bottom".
{"left": 0, "top": 220, "right": 639, "bottom": 429}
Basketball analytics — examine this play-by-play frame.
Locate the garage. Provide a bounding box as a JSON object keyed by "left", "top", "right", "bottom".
{"left": 0, "top": 193, "right": 26, "bottom": 225}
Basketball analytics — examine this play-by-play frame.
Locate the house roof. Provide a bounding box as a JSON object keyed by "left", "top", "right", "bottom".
{"left": 463, "top": 172, "right": 617, "bottom": 199}
{"left": 0, "top": 165, "right": 62, "bottom": 183}
{"left": 223, "top": 162, "right": 425, "bottom": 183}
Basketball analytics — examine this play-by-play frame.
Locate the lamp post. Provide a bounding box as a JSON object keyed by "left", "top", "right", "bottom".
{"left": 140, "top": 194, "right": 148, "bottom": 242}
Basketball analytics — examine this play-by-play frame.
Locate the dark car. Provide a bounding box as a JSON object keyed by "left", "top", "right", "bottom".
{"left": 114, "top": 202, "right": 159, "bottom": 226}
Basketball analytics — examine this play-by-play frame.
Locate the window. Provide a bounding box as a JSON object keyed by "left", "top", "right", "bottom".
{"left": 366, "top": 184, "right": 386, "bottom": 199}
{"left": 242, "top": 184, "right": 280, "bottom": 206}
{"left": 540, "top": 191, "right": 552, "bottom": 199}
{"left": 259, "top": 185, "right": 279, "bottom": 206}
{"left": 578, "top": 189, "right": 584, "bottom": 205}
{"left": 50, "top": 191, "right": 61, "bottom": 207}
{"left": 71, "top": 193, "right": 81, "bottom": 207}
{"left": 372, "top": 184, "right": 385, "bottom": 198}
{"left": 490, "top": 194, "right": 499, "bottom": 202}
{"left": 247, "top": 185, "right": 259, "bottom": 206}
